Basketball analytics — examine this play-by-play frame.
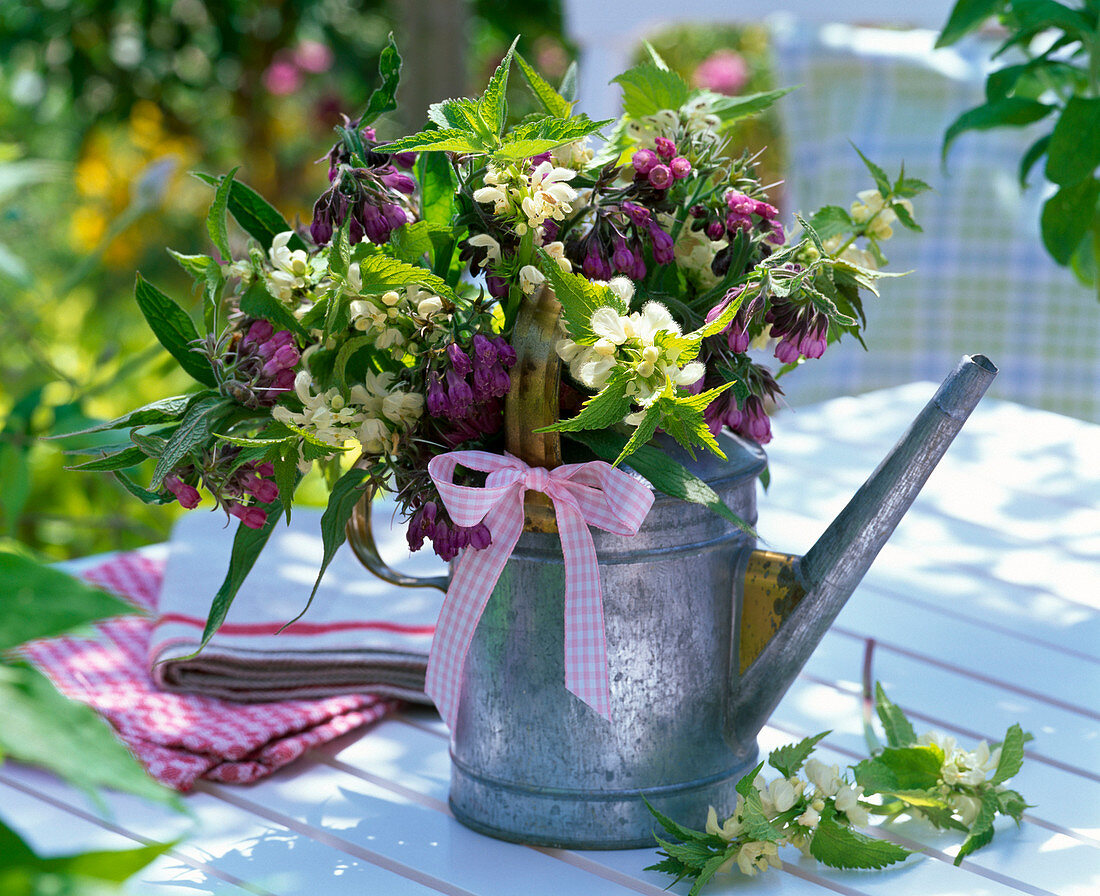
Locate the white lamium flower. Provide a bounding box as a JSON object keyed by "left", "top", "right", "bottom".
{"left": 555, "top": 337, "right": 582, "bottom": 364}
{"left": 576, "top": 352, "right": 617, "bottom": 390}
{"left": 736, "top": 841, "right": 781, "bottom": 877}
{"left": 590, "top": 307, "right": 631, "bottom": 344}
{"left": 417, "top": 295, "right": 444, "bottom": 317}
{"left": 804, "top": 759, "right": 842, "bottom": 798}
{"left": 949, "top": 792, "right": 983, "bottom": 827}
{"left": 605, "top": 276, "right": 635, "bottom": 305}
{"left": 467, "top": 233, "right": 502, "bottom": 265}
{"left": 519, "top": 264, "right": 545, "bottom": 295}
{"left": 357, "top": 416, "right": 391, "bottom": 454}
{"left": 769, "top": 777, "right": 798, "bottom": 814}
{"left": 382, "top": 391, "right": 424, "bottom": 426}
{"left": 705, "top": 804, "right": 745, "bottom": 843}
{"left": 543, "top": 240, "right": 572, "bottom": 271}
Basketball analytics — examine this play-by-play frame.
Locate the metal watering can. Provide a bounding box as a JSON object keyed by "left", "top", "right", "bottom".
{"left": 347, "top": 289, "right": 998, "bottom": 848}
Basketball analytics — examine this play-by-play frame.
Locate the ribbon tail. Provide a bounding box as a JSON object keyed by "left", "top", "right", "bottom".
{"left": 425, "top": 497, "right": 525, "bottom": 732}
{"left": 556, "top": 502, "right": 612, "bottom": 721}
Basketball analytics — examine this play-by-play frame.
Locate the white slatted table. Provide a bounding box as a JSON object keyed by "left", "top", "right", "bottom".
{"left": 2, "top": 383, "right": 1098, "bottom": 895}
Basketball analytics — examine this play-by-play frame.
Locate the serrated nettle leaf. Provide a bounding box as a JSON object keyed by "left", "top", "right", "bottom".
{"left": 194, "top": 172, "right": 305, "bottom": 253}
{"left": 643, "top": 796, "right": 708, "bottom": 844}
{"left": 953, "top": 790, "right": 1001, "bottom": 865}
{"left": 1046, "top": 95, "right": 1100, "bottom": 186}
{"left": 875, "top": 681, "right": 918, "bottom": 747}
{"left": 1041, "top": 176, "right": 1100, "bottom": 264}
{"left": 478, "top": 36, "right": 518, "bottom": 137}
{"left": 416, "top": 150, "right": 458, "bottom": 228}
{"left": 206, "top": 166, "right": 237, "bottom": 261}
{"left": 334, "top": 334, "right": 377, "bottom": 391}
{"left": 991, "top": 723, "right": 1027, "bottom": 784}
{"left": 769, "top": 731, "right": 829, "bottom": 777}
{"left": 851, "top": 144, "right": 892, "bottom": 196}
{"left": 515, "top": 52, "right": 572, "bottom": 118}
{"left": 875, "top": 745, "right": 944, "bottom": 790}
{"left": 134, "top": 274, "right": 218, "bottom": 388}
{"left": 379, "top": 128, "right": 487, "bottom": 156}
{"left": 149, "top": 396, "right": 228, "bottom": 490}
{"left": 389, "top": 220, "right": 450, "bottom": 264}
{"left": 657, "top": 389, "right": 727, "bottom": 461}
{"left": 656, "top": 837, "right": 717, "bottom": 872}
{"left": 540, "top": 373, "right": 632, "bottom": 433}
{"left": 354, "top": 253, "right": 460, "bottom": 304}
{"left": 810, "top": 805, "right": 911, "bottom": 870}
{"left": 613, "top": 62, "right": 691, "bottom": 120}
{"left": 893, "top": 175, "right": 933, "bottom": 197}
{"left": 614, "top": 404, "right": 662, "bottom": 465}
{"left": 428, "top": 97, "right": 484, "bottom": 132}
{"left": 359, "top": 33, "right": 402, "bottom": 126}
{"left": 493, "top": 114, "right": 614, "bottom": 162}
{"left": 996, "top": 788, "right": 1030, "bottom": 821}
{"left": 942, "top": 98, "right": 1055, "bottom": 162}
{"left": 892, "top": 200, "right": 922, "bottom": 232}
{"left": 545, "top": 262, "right": 626, "bottom": 344}
{"left": 853, "top": 756, "right": 900, "bottom": 794}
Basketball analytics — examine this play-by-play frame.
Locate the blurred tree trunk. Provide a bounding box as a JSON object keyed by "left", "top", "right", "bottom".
{"left": 392, "top": 0, "right": 469, "bottom": 132}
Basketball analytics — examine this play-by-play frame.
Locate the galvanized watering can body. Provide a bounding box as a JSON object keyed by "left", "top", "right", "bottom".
{"left": 346, "top": 283, "right": 999, "bottom": 849}
{"left": 449, "top": 432, "right": 766, "bottom": 848}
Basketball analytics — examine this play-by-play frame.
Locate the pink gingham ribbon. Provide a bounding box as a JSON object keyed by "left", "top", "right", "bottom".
{"left": 425, "top": 450, "right": 654, "bottom": 730}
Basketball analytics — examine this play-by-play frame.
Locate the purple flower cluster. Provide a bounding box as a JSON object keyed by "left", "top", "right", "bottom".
{"left": 717, "top": 190, "right": 784, "bottom": 245}
{"left": 578, "top": 201, "right": 676, "bottom": 281}
{"left": 164, "top": 458, "right": 279, "bottom": 529}
{"left": 406, "top": 499, "right": 492, "bottom": 562}
{"left": 630, "top": 137, "right": 693, "bottom": 193}
{"left": 766, "top": 298, "right": 830, "bottom": 363}
{"left": 209, "top": 319, "right": 299, "bottom": 408}
{"left": 703, "top": 366, "right": 782, "bottom": 445}
{"left": 310, "top": 121, "right": 417, "bottom": 246}
{"left": 426, "top": 336, "right": 518, "bottom": 447}
{"left": 705, "top": 286, "right": 763, "bottom": 353}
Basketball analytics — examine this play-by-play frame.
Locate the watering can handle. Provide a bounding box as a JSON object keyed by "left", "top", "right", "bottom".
{"left": 345, "top": 482, "right": 449, "bottom": 592}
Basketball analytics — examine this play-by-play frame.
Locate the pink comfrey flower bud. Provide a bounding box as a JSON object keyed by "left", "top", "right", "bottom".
{"left": 165, "top": 474, "right": 202, "bottom": 510}
{"left": 631, "top": 148, "right": 658, "bottom": 175}
{"left": 654, "top": 136, "right": 676, "bottom": 159}
{"left": 648, "top": 222, "right": 675, "bottom": 265}
{"left": 229, "top": 503, "right": 268, "bottom": 529}
{"left": 670, "top": 156, "right": 692, "bottom": 179}
{"left": 648, "top": 165, "right": 673, "bottom": 190}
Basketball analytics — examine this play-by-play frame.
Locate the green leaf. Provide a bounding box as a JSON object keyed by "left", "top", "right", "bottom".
{"left": 168, "top": 249, "right": 224, "bottom": 330}
{"left": 559, "top": 61, "right": 579, "bottom": 104}
{"left": 540, "top": 372, "right": 632, "bottom": 432}
{"left": 655, "top": 384, "right": 728, "bottom": 461}
{"left": 852, "top": 144, "right": 892, "bottom": 196}
{"left": 377, "top": 128, "right": 486, "bottom": 155}
{"left": 494, "top": 114, "right": 612, "bottom": 162}
{"left": 706, "top": 86, "right": 796, "bottom": 125}
{"left": 65, "top": 446, "right": 149, "bottom": 472}
{"left": 769, "top": 731, "right": 829, "bottom": 777}
{"left": 613, "top": 404, "right": 661, "bottom": 465}
{"left": 565, "top": 430, "right": 755, "bottom": 534}
{"left": 0, "top": 552, "right": 133, "bottom": 650}
{"left": 0, "top": 664, "right": 177, "bottom": 807}
{"left": 643, "top": 796, "right": 707, "bottom": 844}
{"left": 1046, "top": 96, "right": 1100, "bottom": 186}
{"left": 292, "top": 467, "right": 371, "bottom": 622}
{"left": 1041, "top": 176, "right": 1100, "bottom": 264}
{"left": 936, "top": 0, "right": 1004, "bottom": 47}
{"left": 134, "top": 274, "right": 217, "bottom": 388}
{"left": 876, "top": 681, "right": 918, "bottom": 747}
{"left": 996, "top": 788, "right": 1030, "bottom": 821}
{"left": 875, "top": 745, "right": 945, "bottom": 790}
{"left": 206, "top": 166, "right": 236, "bottom": 260}
{"left": 544, "top": 263, "right": 626, "bottom": 344}
{"left": 196, "top": 501, "right": 284, "bottom": 650}
{"left": 389, "top": 220, "right": 451, "bottom": 264}
{"left": 807, "top": 205, "right": 855, "bottom": 242}
{"left": 734, "top": 763, "right": 785, "bottom": 843}
{"left": 478, "top": 36, "right": 518, "bottom": 137}
{"left": 355, "top": 253, "right": 459, "bottom": 304}
{"left": 852, "top": 757, "right": 900, "bottom": 794}
{"left": 942, "top": 98, "right": 1055, "bottom": 162}
{"left": 1019, "top": 133, "right": 1052, "bottom": 187}
{"left": 991, "top": 723, "right": 1027, "bottom": 784}
{"left": 110, "top": 470, "right": 174, "bottom": 505}
{"left": 654, "top": 836, "right": 717, "bottom": 872}
{"left": 1011, "top": 0, "right": 1094, "bottom": 40}
{"left": 416, "top": 151, "right": 458, "bottom": 228}
{"left": 892, "top": 200, "right": 922, "bottom": 232}
{"left": 334, "top": 334, "right": 376, "bottom": 391}
{"left": 50, "top": 396, "right": 194, "bottom": 439}
{"left": 238, "top": 280, "right": 308, "bottom": 338}
{"left": 148, "top": 395, "right": 227, "bottom": 490}
{"left": 515, "top": 53, "right": 572, "bottom": 118}
{"left": 194, "top": 173, "right": 305, "bottom": 252}
{"left": 810, "top": 805, "right": 911, "bottom": 870}
{"left": 954, "top": 790, "right": 1001, "bottom": 865}
{"left": 613, "top": 63, "right": 691, "bottom": 119}
{"left": 428, "top": 97, "right": 484, "bottom": 132}
{"left": 359, "top": 33, "right": 402, "bottom": 126}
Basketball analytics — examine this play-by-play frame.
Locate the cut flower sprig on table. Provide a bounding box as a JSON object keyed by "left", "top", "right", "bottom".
{"left": 64, "top": 36, "right": 927, "bottom": 637}
{"left": 647, "top": 685, "right": 1032, "bottom": 892}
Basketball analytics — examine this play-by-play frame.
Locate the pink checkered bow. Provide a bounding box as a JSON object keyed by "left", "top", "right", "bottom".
{"left": 425, "top": 450, "right": 654, "bottom": 730}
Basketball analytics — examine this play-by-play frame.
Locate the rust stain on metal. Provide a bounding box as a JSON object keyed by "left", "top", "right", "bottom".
{"left": 739, "top": 550, "right": 805, "bottom": 673}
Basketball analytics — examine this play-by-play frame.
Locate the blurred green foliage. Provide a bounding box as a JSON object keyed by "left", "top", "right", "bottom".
{"left": 0, "top": 0, "right": 570, "bottom": 560}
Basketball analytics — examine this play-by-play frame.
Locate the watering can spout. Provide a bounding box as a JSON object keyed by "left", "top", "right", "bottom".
{"left": 727, "top": 355, "right": 998, "bottom": 742}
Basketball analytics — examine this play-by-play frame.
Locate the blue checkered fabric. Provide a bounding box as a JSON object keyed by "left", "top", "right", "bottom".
{"left": 769, "top": 23, "right": 1100, "bottom": 423}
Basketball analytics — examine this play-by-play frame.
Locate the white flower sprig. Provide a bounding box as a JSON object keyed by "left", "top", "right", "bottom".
{"left": 647, "top": 684, "right": 1031, "bottom": 893}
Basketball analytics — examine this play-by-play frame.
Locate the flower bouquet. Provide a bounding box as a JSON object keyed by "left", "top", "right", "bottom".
{"left": 74, "top": 36, "right": 923, "bottom": 607}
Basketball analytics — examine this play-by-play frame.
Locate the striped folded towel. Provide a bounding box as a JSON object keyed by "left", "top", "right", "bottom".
{"left": 150, "top": 504, "right": 447, "bottom": 704}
